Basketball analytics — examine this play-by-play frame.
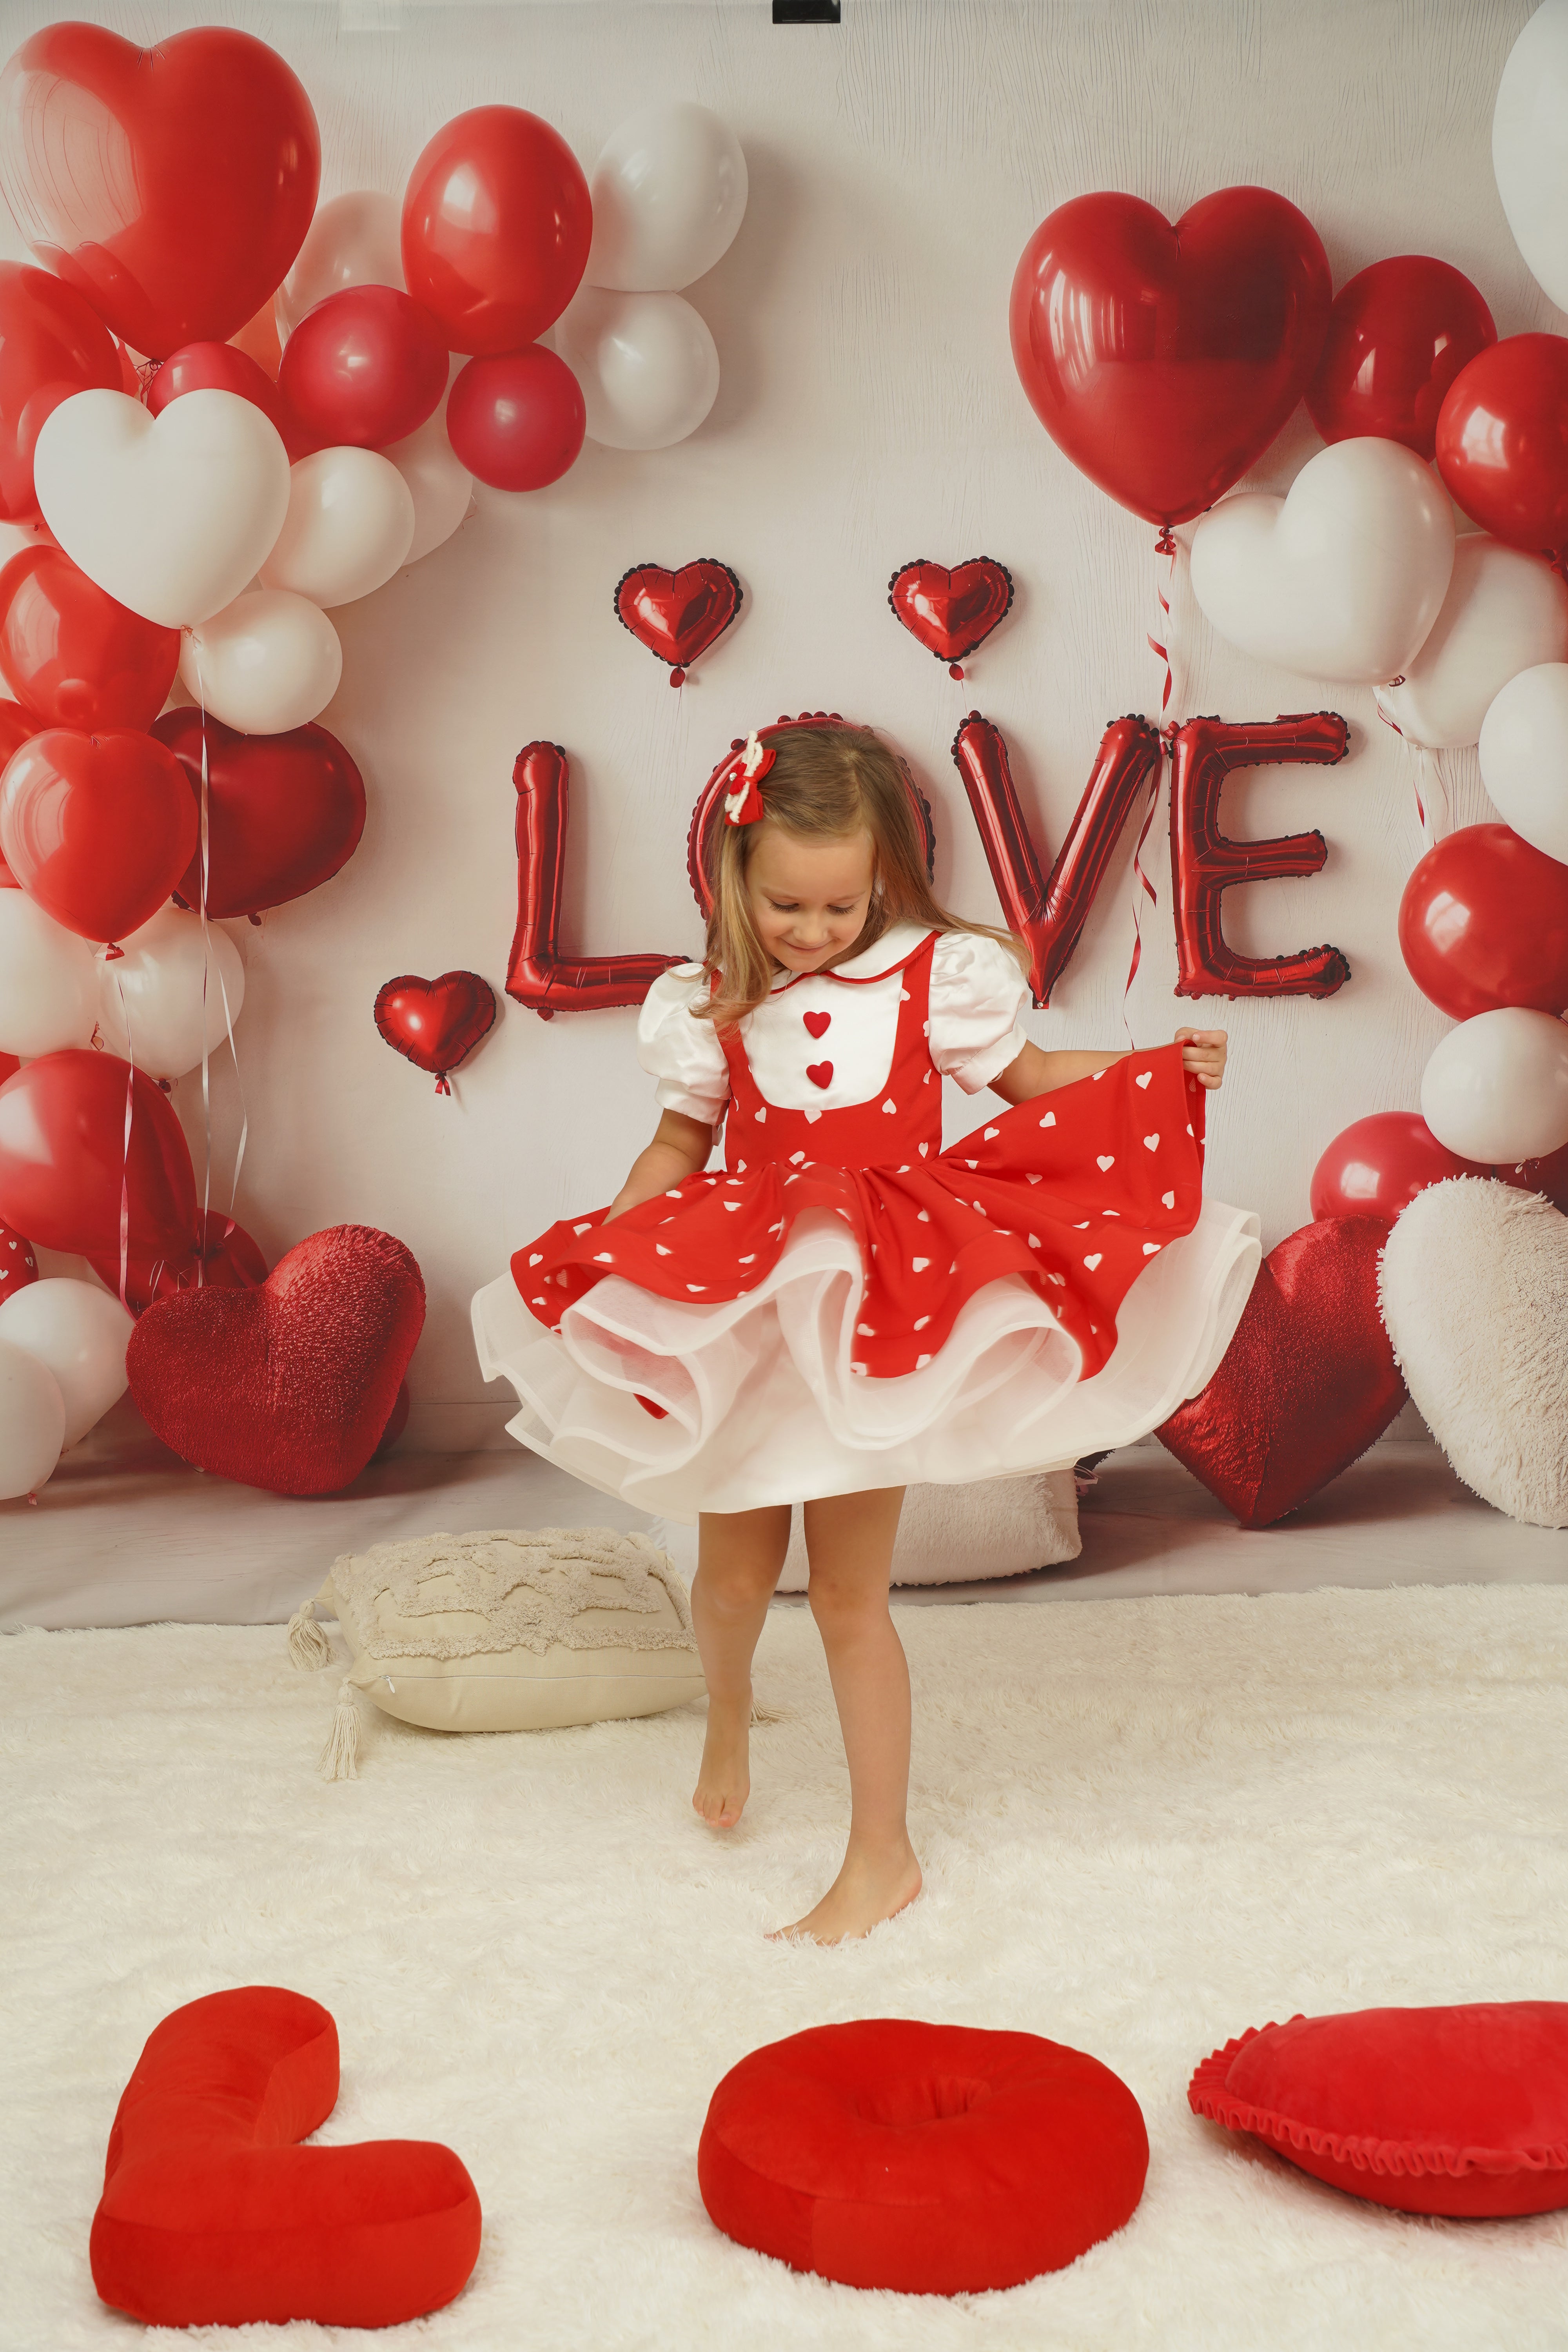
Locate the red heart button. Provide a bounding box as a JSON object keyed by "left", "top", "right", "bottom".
{"left": 803, "top": 1010, "right": 831, "bottom": 1038}
{"left": 888, "top": 558, "right": 1014, "bottom": 667}
{"left": 375, "top": 971, "right": 497, "bottom": 1093}
{"left": 806, "top": 1060, "right": 833, "bottom": 1089}
{"left": 1157, "top": 1217, "right": 1405, "bottom": 1527}
{"left": 613, "top": 559, "right": 742, "bottom": 682}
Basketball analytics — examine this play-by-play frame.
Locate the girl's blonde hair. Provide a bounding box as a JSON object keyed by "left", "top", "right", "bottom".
{"left": 693, "top": 721, "right": 1028, "bottom": 1030}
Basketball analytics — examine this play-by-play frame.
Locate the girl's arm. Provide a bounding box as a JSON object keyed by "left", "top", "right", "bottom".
{"left": 988, "top": 1027, "right": 1228, "bottom": 1105}
{"left": 602, "top": 1109, "right": 715, "bottom": 1221}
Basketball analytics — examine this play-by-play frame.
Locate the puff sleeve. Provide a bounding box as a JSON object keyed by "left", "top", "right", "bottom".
{"left": 635, "top": 963, "right": 731, "bottom": 1126}
{"left": 927, "top": 930, "right": 1030, "bottom": 1094}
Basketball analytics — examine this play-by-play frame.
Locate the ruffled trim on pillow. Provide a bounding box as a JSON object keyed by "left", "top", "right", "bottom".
{"left": 1188, "top": 2025, "right": 1568, "bottom": 2180}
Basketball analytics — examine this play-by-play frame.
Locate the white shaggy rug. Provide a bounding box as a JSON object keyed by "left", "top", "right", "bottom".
{"left": 5, "top": 1588, "right": 1568, "bottom": 2351}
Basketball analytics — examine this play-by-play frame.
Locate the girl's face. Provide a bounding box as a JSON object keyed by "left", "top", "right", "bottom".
{"left": 746, "top": 825, "right": 876, "bottom": 975}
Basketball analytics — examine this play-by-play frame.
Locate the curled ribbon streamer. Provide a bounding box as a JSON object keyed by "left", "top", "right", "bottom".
{"left": 1125, "top": 528, "right": 1181, "bottom": 1041}
{"left": 116, "top": 971, "right": 134, "bottom": 1312}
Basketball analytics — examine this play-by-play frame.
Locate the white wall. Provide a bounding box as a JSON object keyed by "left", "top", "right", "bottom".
{"left": 3, "top": 0, "right": 1544, "bottom": 1441}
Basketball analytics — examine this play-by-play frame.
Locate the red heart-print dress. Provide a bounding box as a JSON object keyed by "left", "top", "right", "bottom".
{"left": 472, "top": 923, "right": 1259, "bottom": 1519}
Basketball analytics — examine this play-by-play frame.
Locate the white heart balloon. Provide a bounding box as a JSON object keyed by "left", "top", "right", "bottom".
{"left": 180, "top": 589, "right": 342, "bottom": 734}
{"left": 0, "top": 1278, "right": 134, "bottom": 1448}
{"left": 555, "top": 287, "right": 719, "bottom": 452}
{"left": 277, "top": 189, "right": 405, "bottom": 338}
{"left": 0, "top": 1334, "right": 64, "bottom": 1499}
{"left": 381, "top": 399, "right": 473, "bottom": 564}
{"left": 1479, "top": 661, "right": 1568, "bottom": 865}
{"left": 1421, "top": 1007, "right": 1568, "bottom": 1164}
{"left": 33, "top": 389, "right": 290, "bottom": 628}
{"left": 1374, "top": 537, "right": 1568, "bottom": 751}
{"left": 1494, "top": 0, "right": 1568, "bottom": 316}
{"left": 260, "top": 447, "right": 415, "bottom": 608}
{"left": 1189, "top": 438, "right": 1455, "bottom": 685}
{"left": 0, "top": 890, "right": 98, "bottom": 1057}
{"left": 95, "top": 904, "right": 246, "bottom": 1082}
{"left": 585, "top": 102, "right": 748, "bottom": 293}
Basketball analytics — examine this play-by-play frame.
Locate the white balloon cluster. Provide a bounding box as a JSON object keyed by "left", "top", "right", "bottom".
{"left": 0, "top": 1280, "right": 135, "bottom": 1500}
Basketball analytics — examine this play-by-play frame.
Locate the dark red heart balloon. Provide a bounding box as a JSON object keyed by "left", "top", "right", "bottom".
{"left": 1399, "top": 823, "right": 1568, "bottom": 1021}
{"left": 0, "top": 23, "right": 320, "bottom": 357}
{"left": 1306, "top": 256, "right": 1495, "bottom": 461}
{"left": 614, "top": 560, "right": 742, "bottom": 686}
{"left": 0, "top": 1049, "right": 197, "bottom": 1281}
{"left": 127, "top": 1224, "right": 426, "bottom": 1495}
{"left": 374, "top": 972, "right": 497, "bottom": 1094}
{"left": 0, "top": 727, "right": 197, "bottom": 947}
{"left": 0, "top": 260, "right": 122, "bottom": 524}
{"left": 888, "top": 559, "right": 1014, "bottom": 679}
{"left": 89, "top": 1209, "right": 269, "bottom": 1317}
{"left": 0, "top": 546, "right": 181, "bottom": 731}
{"left": 151, "top": 710, "right": 366, "bottom": 919}
{"left": 1156, "top": 1218, "right": 1406, "bottom": 1528}
{"left": 1010, "top": 187, "right": 1331, "bottom": 528}
{"left": 1436, "top": 334, "right": 1568, "bottom": 562}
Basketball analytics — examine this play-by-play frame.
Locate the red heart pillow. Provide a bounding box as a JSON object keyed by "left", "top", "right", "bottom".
{"left": 127, "top": 1224, "right": 424, "bottom": 1495}
{"left": 1189, "top": 2005, "right": 1568, "bottom": 2216}
{"left": 1157, "top": 1216, "right": 1405, "bottom": 1527}
{"left": 91, "top": 1987, "right": 481, "bottom": 2327}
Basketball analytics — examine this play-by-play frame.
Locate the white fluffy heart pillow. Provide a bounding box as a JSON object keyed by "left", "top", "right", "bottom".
{"left": 1379, "top": 1177, "right": 1568, "bottom": 1527}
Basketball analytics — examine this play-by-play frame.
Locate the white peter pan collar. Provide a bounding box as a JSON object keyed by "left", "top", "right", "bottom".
{"left": 766, "top": 920, "right": 936, "bottom": 995}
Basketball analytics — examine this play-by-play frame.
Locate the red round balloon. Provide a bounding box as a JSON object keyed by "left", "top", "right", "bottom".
{"left": 0, "top": 24, "right": 319, "bottom": 358}
{"left": 0, "top": 1048, "right": 197, "bottom": 1270}
{"left": 0, "top": 728, "right": 198, "bottom": 946}
{"left": 446, "top": 347, "right": 584, "bottom": 490}
{"left": 0, "top": 260, "right": 121, "bottom": 524}
{"left": 1009, "top": 187, "right": 1331, "bottom": 527}
{"left": 277, "top": 286, "right": 448, "bottom": 451}
{"left": 1309, "top": 1112, "right": 1490, "bottom": 1224}
{"left": 1436, "top": 334, "right": 1568, "bottom": 561}
{"left": 0, "top": 547, "right": 180, "bottom": 731}
{"left": 1307, "top": 256, "right": 1495, "bottom": 461}
{"left": 145, "top": 340, "right": 315, "bottom": 463}
{"left": 152, "top": 708, "right": 366, "bottom": 918}
{"left": 401, "top": 106, "right": 592, "bottom": 355}
{"left": 1398, "top": 823, "right": 1568, "bottom": 1020}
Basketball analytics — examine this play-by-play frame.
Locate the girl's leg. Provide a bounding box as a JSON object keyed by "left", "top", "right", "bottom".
{"left": 773, "top": 1485, "right": 922, "bottom": 1944}
{"left": 690, "top": 1502, "right": 792, "bottom": 1827}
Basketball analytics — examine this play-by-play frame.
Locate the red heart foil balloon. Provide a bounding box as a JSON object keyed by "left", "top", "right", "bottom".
{"left": 374, "top": 971, "right": 497, "bottom": 1094}
{"left": 0, "top": 24, "right": 320, "bottom": 358}
{"left": 151, "top": 709, "right": 366, "bottom": 919}
{"left": 614, "top": 560, "right": 743, "bottom": 686}
{"left": 1156, "top": 1217, "right": 1405, "bottom": 1528}
{"left": 0, "top": 546, "right": 181, "bottom": 731}
{"left": 1436, "top": 334, "right": 1568, "bottom": 563}
{"left": 1010, "top": 187, "right": 1330, "bottom": 528}
{"left": 127, "top": 1224, "right": 426, "bottom": 1495}
{"left": 0, "top": 727, "right": 197, "bottom": 947}
{"left": 887, "top": 558, "right": 1014, "bottom": 678}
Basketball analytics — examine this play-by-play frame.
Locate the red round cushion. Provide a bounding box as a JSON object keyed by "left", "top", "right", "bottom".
{"left": 90, "top": 1987, "right": 481, "bottom": 2327}
{"left": 699, "top": 2018, "right": 1148, "bottom": 2294}
{"left": 1189, "top": 2004, "right": 1568, "bottom": 2216}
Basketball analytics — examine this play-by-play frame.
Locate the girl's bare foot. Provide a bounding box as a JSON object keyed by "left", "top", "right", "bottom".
{"left": 769, "top": 1837, "right": 923, "bottom": 1944}
{"left": 693, "top": 1696, "right": 750, "bottom": 1827}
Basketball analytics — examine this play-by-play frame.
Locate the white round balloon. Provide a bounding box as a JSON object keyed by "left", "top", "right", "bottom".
{"left": 180, "top": 589, "right": 342, "bottom": 734}
{"left": 0, "top": 891, "right": 98, "bottom": 1057}
{"left": 1421, "top": 1007, "right": 1568, "bottom": 1163}
{"left": 555, "top": 287, "right": 719, "bottom": 452}
{"left": 1375, "top": 537, "right": 1568, "bottom": 751}
{"left": 33, "top": 389, "right": 290, "bottom": 628}
{"left": 380, "top": 399, "right": 473, "bottom": 563}
{"left": 0, "top": 1334, "right": 64, "bottom": 1499}
{"left": 1494, "top": 0, "right": 1568, "bottom": 316}
{"left": 94, "top": 904, "right": 246, "bottom": 1081}
{"left": 1479, "top": 662, "right": 1568, "bottom": 866}
{"left": 276, "top": 190, "right": 406, "bottom": 338}
{"left": 585, "top": 101, "right": 747, "bottom": 293}
{"left": 1190, "top": 438, "right": 1455, "bottom": 685}
{"left": 0, "top": 1278, "right": 133, "bottom": 1448}
{"left": 259, "top": 447, "right": 415, "bottom": 607}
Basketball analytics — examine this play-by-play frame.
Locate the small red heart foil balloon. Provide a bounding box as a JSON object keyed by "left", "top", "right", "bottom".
{"left": 374, "top": 971, "right": 497, "bottom": 1094}
{"left": 887, "top": 558, "right": 1014, "bottom": 679}
{"left": 127, "top": 1224, "right": 426, "bottom": 1495}
{"left": 0, "top": 726, "right": 198, "bottom": 947}
{"left": 1010, "top": 187, "right": 1331, "bottom": 528}
{"left": 0, "top": 1217, "right": 38, "bottom": 1299}
{"left": 614, "top": 560, "right": 743, "bottom": 686}
{"left": 151, "top": 709, "right": 366, "bottom": 919}
{"left": 1156, "top": 1217, "right": 1406, "bottom": 1528}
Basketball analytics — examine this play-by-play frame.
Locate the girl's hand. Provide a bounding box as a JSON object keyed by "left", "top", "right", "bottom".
{"left": 1176, "top": 1027, "right": 1227, "bottom": 1089}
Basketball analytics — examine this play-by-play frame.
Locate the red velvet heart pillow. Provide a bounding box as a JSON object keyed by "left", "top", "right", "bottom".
{"left": 127, "top": 1223, "right": 424, "bottom": 1494}
{"left": 1157, "top": 1215, "right": 1405, "bottom": 1527}
{"left": 91, "top": 1987, "right": 481, "bottom": 2327}
{"left": 1190, "top": 2005, "right": 1568, "bottom": 2216}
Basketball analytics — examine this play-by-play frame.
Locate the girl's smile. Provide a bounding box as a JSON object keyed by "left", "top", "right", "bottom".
{"left": 745, "top": 825, "right": 877, "bottom": 974}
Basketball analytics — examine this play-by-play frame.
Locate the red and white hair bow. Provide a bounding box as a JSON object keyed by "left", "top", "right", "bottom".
{"left": 723, "top": 731, "right": 775, "bottom": 826}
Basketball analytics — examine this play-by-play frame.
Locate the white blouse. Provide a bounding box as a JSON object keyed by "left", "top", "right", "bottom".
{"left": 636, "top": 920, "right": 1030, "bottom": 1126}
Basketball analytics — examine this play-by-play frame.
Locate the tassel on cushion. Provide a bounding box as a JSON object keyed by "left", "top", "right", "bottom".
{"left": 318, "top": 1680, "right": 361, "bottom": 1782}
{"left": 287, "top": 1597, "right": 334, "bottom": 1671}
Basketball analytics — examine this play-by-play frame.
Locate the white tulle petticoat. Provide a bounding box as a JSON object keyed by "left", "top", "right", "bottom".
{"left": 472, "top": 1198, "right": 1261, "bottom": 1522}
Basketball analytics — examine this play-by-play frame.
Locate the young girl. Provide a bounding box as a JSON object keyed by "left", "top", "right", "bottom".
{"left": 472, "top": 720, "right": 1259, "bottom": 1944}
